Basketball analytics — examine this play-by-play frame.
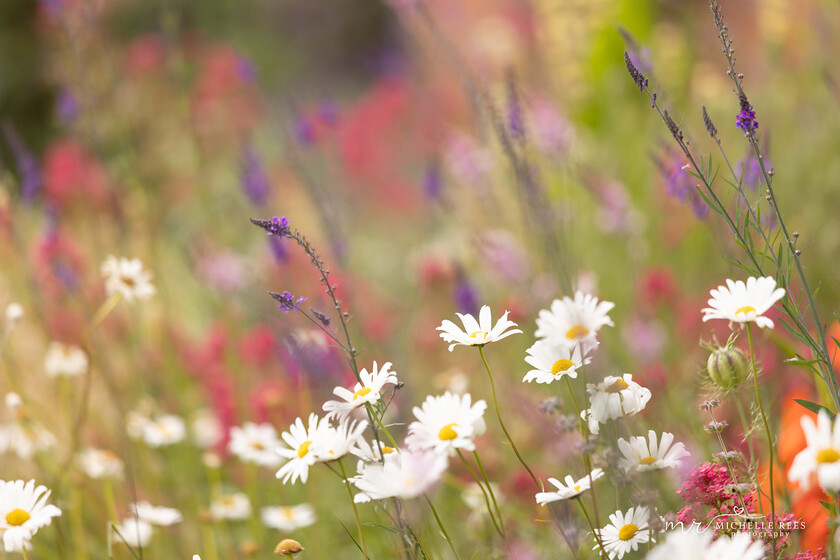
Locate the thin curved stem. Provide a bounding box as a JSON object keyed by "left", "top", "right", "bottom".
{"left": 472, "top": 449, "right": 505, "bottom": 536}
{"left": 456, "top": 450, "right": 503, "bottom": 537}
{"left": 425, "top": 494, "right": 461, "bottom": 560}
{"left": 338, "top": 459, "right": 369, "bottom": 559}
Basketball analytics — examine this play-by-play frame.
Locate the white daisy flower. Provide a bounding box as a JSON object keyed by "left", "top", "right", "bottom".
{"left": 535, "top": 468, "right": 604, "bottom": 505}
{"left": 0, "top": 480, "right": 62, "bottom": 552}
{"left": 789, "top": 410, "right": 840, "bottom": 492}
{"left": 437, "top": 305, "right": 522, "bottom": 351}
{"left": 190, "top": 410, "right": 223, "bottom": 448}
{"left": 276, "top": 414, "right": 330, "bottom": 484}
{"left": 209, "top": 493, "right": 252, "bottom": 521}
{"left": 76, "top": 448, "right": 124, "bottom": 480}
{"left": 351, "top": 438, "right": 398, "bottom": 463}
{"left": 100, "top": 256, "right": 156, "bottom": 302}
{"left": 229, "top": 423, "right": 283, "bottom": 468}
{"left": 647, "top": 528, "right": 764, "bottom": 560}
{"left": 4, "top": 303, "right": 24, "bottom": 328}
{"left": 535, "top": 291, "right": 615, "bottom": 353}
{"left": 352, "top": 450, "right": 448, "bottom": 503}
{"left": 701, "top": 276, "right": 785, "bottom": 329}
{"left": 462, "top": 482, "right": 502, "bottom": 518}
{"left": 44, "top": 342, "right": 89, "bottom": 378}
{"left": 260, "top": 504, "right": 316, "bottom": 531}
{"left": 594, "top": 506, "right": 652, "bottom": 560}
{"left": 112, "top": 517, "right": 153, "bottom": 548}
{"left": 523, "top": 340, "right": 590, "bottom": 384}
{"left": 322, "top": 361, "right": 399, "bottom": 420}
{"left": 581, "top": 409, "right": 600, "bottom": 435}
{"left": 587, "top": 374, "right": 651, "bottom": 424}
{"left": 617, "top": 431, "right": 689, "bottom": 472}
{"left": 140, "top": 414, "right": 186, "bottom": 447}
{"left": 0, "top": 423, "right": 57, "bottom": 460}
{"left": 316, "top": 418, "right": 368, "bottom": 462}
{"left": 130, "top": 501, "right": 182, "bottom": 527}
{"left": 406, "top": 392, "right": 487, "bottom": 455}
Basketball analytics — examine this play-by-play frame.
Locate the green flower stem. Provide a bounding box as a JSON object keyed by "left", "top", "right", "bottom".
{"left": 425, "top": 495, "right": 461, "bottom": 560}
{"left": 477, "top": 346, "right": 540, "bottom": 489}
{"left": 472, "top": 449, "right": 505, "bottom": 536}
{"left": 746, "top": 324, "right": 776, "bottom": 558}
{"left": 456, "top": 450, "right": 504, "bottom": 537}
{"left": 338, "top": 459, "right": 369, "bottom": 559}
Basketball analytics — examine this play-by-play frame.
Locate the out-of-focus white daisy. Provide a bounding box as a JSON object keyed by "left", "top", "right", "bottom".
{"left": 112, "top": 517, "right": 153, "bottom": 548}
{"left": 0, "top": 479, "right": 62, "bottom": 552}
{"left": 323, "top": 361, "right": 399, "bottom": 420}
{"left": 130, "top": 501, "right": 182, "bottom": 526}
{"left": 101, "top": 256, "right": 156, "bottom": 302}
{"left": 586, "top": 374, "right": 651, "bottom": 424}
{"left": 351, "top": 438, "right": 398, "bottom": 463}
{"left": 647, "top": 528, "right": 764, "bottom": 560}
{"left": 594, "top": 506, "right": 652, "bottom": 560}
{"left": 44, "top": 342, "right": 89, "bottom": 378}
{"left": 190, "top": 410, "right": 223, "bottom": 448}
{"left": 535, "top": 291, "right": 615, "bottom": 353}
{"left": 535, "top": 468, "right": 604, "bottom": 505}
{"left": 77, "top": 448, "right": 124, "bottom": 480}
{"left": 260, "top": 504, "right": 316, "bottom": 531}
{"left": 4, "top": 302, "right": 23, "bottom": 325}
{"left": 406, "top": 392, "right": 486, "bottom": 455}
{"left": 276, "top": 414, "right": 330, "bottom": 484}
{"left": 229, "top": 423, "right": 283, "bottom": 468}
{"left": 437, "top": 305, "right": 522, "bottom": 351}
{"left": 523, "top": 341, "right": 590, "bottom": 384}
{"left": 789, "top": 410, "right": 840, "bottom": 492}
{"left": 462, "top": 481, "right": 502, "bottom": 520}
{"left": 353, "top": 450, "right": 448, "bottom": 503}
{"left": 617, "top": 431, "right": 689, "bottom": 472}
{"left": 0, "top": 423, "right": 57, "bottom": 460}
{"left": 140, "top": 414, "right": 186, "bottom": 447}
{"left": 209, "top": 493, "right": 251, "bottom": 521}
{"left": 581, "top": 409, "right": 600, "bottom": 435}
{"left": 702, "top": 276, "right": 785, "bottom": 329}
{"left": 316, "top": 419, "right": 368, "bottom": 462}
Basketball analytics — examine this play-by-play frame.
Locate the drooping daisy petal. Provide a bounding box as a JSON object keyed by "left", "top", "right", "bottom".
{"left": 535, "top": 468, "right": 604, "bottom": 505}
{"left": 437, "top": 306, "right": 522, "bottom": 351}
{"left": 701, "top": 276, "right": 785, "bottom": 329}
{"left": 323, "top": 361, "right": 399, "bottom": 420}
{"left": 586, "top": 374, "right": 651, "bottom": 426}
{"left": 617, "top": 431, "right": 689, "bottom": 472}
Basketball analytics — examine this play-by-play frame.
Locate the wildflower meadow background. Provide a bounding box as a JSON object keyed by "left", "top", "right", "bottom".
{"left": 2, "top": 0, "right": 840, "bottom": 558}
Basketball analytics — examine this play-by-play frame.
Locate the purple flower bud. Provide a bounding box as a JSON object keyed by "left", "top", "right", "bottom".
{"left": 240, "top": 145, "right": 271, "bottom": 207}
{"left": 270, "top": 290, "right": 307, "bottom": 313}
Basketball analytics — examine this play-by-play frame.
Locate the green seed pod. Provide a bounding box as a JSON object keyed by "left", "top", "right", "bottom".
{"left": 707, "top": 344, "right": 750, "bottom": 389}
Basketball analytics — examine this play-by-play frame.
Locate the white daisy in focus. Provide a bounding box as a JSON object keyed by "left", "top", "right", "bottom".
{"left": 701, "top": 276, "right": 785, "bottom": 329}
{"left": 260, "top": 504, "right": 316, "bottom": 531}
{"left": 323, "top": 361, "right": 399, "bottom": 420}
{"left": 0, "top": 479, "right": 62, "bottom": 552}
{"left": 437, "top": 305, "right": 522, "bottom": 351}
{"left": 112, "top": 518, "right": 153, "bottom": 548}
{"left": 276, "top": 414, "right": 329, "bottom": 484}
{"left": 523, "top": 340, "right": 590, "bottom": 384}
{"left": 316, "top": 419, "right": 368, "bottom": 462}
{"left": 647, "top": 528, "right": 764, "bottom": 560}
{"left": 101, "top": 256, "right": 156, "bottom": 302}
{"left": 594, "top": 506, "right": 652, "bottom": 560}
{"left": 77, "top": 448, "right": 124, "bottom": 480}
{"left": 535, "top": 291, "right": 615, "bottom": 353}
{"left": 586, "top": 374, "right": 651, "bottom": 424}
{"left": 140, "top": 414, "right": 186, "bottom": 447}
{"left": 406, "top": 392, "right": 487, "bottom": 455}
{"left": 789, "top": 410, "right": 840, "bottom": 492}
{"left": 229, "top": 423, "right": 283, "bottom": 468}
{"left": 130, "top": 501, "right": 182, "bottom": 526}
{"left": 352, "top": 450, "right": 448, "bottom": 503}
{"left": 617, "top": 431, "right": 689, "bottom": 472}
{"left": 44, "top": 342, "right": 89, "bottom": 378}
{"left": 209, "top": 493, "right": 252, "bottom": 521}
{"left": 535, "top": 468, "right": 604, "bottom": 505}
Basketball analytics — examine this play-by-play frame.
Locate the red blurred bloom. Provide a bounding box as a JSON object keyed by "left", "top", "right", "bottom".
{"left": 43, "top": 140, "right": 109, "bottom": 207}
{"left": 238, "top": 325, "right": 277, "bottom": 368}
{"left": 637, "top": 266, "right": 678, "bottom": 309}
{"left": 126, "top": 34, "right": 166, "bottom": 75}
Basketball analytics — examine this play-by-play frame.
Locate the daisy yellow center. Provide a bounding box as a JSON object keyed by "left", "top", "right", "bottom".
{"left": 402, "top": 477, "right": 417, "bottom": 488}
{"left": 297, "top": 440, "right": 312, "bottom": 459}
{"left": 618, "top": 523, "right": 638, "bottom": 541}
{"left": 353, "top": 387, "right": 372, "bottom": 401}
{"left": 735, "top": 305, "right": 756, "bottom": 316}
{"left": 817, "top": 447, "right": 840, "bottom": 464}
{"left": 282, "top": 507, "right": 294, "bottom": 520}
{"left": 382, "top": 446, "right": 395, "bottom": 454}
{"left": 221, "top": 496, "right": 236, "bottom": 506}
{"left": 565, "top": 324, "right": 589, "bottom": 340}
{"left": 573, "top": 485, "right": 581, "bottom": 493}
{"left": 607, "top": 378, "right": 629, "bottom": 393}
{"left": 438, "top": 423, "right": 458, "bottom": 441}
{"left": 552, "top": 359, "right": 575, "bottom": 375}
{"left": 469, "top": 331, "right": 488, "bottom": 343}
{"left": 121, "top": 275, "right": 137, "bottom": 287}
{"left": 639, "top": 456, "right": 657, "bottom": 465}
{"left": 252, "top": 442, "right": 265, "bottom": 450}
{"left": 5, "top": 508, "right": 30, "bottom": 526}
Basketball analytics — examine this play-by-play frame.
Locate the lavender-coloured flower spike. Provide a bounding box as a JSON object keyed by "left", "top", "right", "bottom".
{"left": 422, "top": 159, "right": 442, "bottom": 201}
{"left": 735, "top": 91, "right": 758, "bottom": 136}
{"left": 311, "top": 309, "right": 331, "bottom": 327}
{"left": 624, "top": 51, "right": 648, "bottom": 92}
{"left": 506, "top": 77, "right": 526, "bottom": 142}
{"left": 270, "top": 291, "right": 307, "bottom": 313}
{"left": 2, "top": 123, "right": 41, "bottom": 202}
{"left": 57, "top": 89, "right": 80, "bottom": 123}
{"left": 702, "top": 106, "right": 717, "bottom": 138}
{"left": 240, "top": 144, "right": 271, "bottom": 207}
{"left": 250, "top": 216, "right": 291, "bottom": 238}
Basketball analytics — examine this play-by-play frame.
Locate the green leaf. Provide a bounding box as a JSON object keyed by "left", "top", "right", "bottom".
{"left": 362, "top": 522, "right": 400, "bottom": 535}
{"left": 794, "top": 399, "right": 837, "bottom": 420}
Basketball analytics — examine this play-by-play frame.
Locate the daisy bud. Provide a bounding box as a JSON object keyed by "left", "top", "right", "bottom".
{"left": 706, "top": 343, "right": 749, "bottom": 389}
{"left": 275, "top": 539, "right": 304, "bottom": 555}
